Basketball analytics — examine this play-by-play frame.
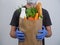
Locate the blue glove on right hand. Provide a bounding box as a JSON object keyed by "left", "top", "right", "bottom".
{"left": 15, "top": 28, "right": 25, "bottom": 41}
{"left": 36, "top": 26, "right": 48, "bottom": 40}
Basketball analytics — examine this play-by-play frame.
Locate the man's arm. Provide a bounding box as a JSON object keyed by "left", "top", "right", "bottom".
{"left": 42, "top": 9, "right": 52, "bottom": 37}
{"left": 10, "top": 26, "right": 16, "bottom": 38}
{"left": 45, "top": 26, "right": 52, "bottom": 37}
{"left": 10, "top": 9, "right": 20, "bottom": 38}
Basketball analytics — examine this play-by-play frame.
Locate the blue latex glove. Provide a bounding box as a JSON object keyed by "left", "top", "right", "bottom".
{"left": 15, "top": 28, "right": 25, "bottom": 41}
{"left": 36, "top": 26, "right": 48, "bottom": 40}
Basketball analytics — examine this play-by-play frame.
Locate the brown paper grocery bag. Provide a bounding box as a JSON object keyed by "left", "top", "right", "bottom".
{"left": 18, "top": 17, "right": 43, "bottom": 45}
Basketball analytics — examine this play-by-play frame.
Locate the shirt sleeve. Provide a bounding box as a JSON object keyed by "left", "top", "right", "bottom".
{"left": 43, "top": 9, "right": 52, "bottom": 26}
{"left": 10, "top": 9, "right": 21, "bottom": 27}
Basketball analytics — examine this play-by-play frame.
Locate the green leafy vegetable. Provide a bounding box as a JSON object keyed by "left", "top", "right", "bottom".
{"left": 26, "top": 7, "right": 38, "bottom": 18}
{"left": 39, "top": 15, "right": 43, "bottom": 19}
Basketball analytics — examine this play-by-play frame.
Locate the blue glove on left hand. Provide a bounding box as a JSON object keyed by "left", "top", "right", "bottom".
{"left": 15, "top": 28, "right": 25, "bottom": 42}
{"left": 36, "top": 26, "right": 48, "bottom": 40}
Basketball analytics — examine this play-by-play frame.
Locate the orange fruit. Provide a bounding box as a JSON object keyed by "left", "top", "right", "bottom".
{"left": 28, "top": 17, "right": 34, "bottom": 21}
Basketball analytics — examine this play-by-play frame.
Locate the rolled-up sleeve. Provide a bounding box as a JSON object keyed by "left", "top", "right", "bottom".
{"left": 43, "top": 9, "right": 52, "bottom": 26}
{"left": 10, "top": 9, "right": 20, "bottom": 27}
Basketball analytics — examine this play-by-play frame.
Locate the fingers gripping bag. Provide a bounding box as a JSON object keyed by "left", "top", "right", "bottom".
{"left": 19, "top": 2, "right": 43, "bottom": 45}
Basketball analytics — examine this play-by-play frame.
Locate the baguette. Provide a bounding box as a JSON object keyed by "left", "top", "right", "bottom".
{"left": 36, "top": 2, "right": 42, "bottom": 16}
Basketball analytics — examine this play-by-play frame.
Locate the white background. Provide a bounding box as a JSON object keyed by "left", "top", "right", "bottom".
{"left": 0, "top": 0, "right": 60, "bottom": 45}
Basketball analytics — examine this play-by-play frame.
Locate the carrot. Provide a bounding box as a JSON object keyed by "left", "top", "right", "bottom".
{"left": 28, "top": 17, "right": 34, "bottom": 21}
{"left": 34, "top": 13, "right": 39, "bottom": 20}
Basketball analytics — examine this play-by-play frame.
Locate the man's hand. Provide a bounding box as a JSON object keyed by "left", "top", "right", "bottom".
{"left": 36, "top": 26, "right": 48, "bottom": 40}
{"left": 15, "top": 28, "right": 25, "bottom": 41}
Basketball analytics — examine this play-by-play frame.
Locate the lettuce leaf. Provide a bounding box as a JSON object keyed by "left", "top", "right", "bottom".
{"left": 26, "top": 7, "right": 38, "bottom": 18}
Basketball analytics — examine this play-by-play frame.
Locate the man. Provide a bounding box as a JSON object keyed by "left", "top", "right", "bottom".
{"left": 10, "top": 0, "right": 52, "bottom": 45}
